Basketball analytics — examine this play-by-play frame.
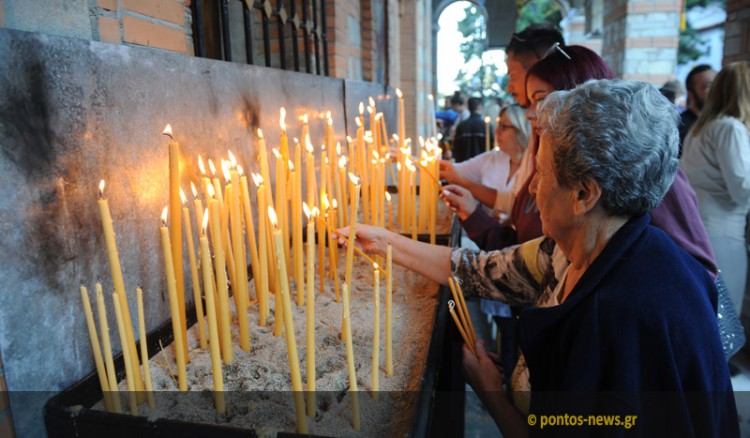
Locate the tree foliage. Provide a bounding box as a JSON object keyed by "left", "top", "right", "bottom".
{"left": 453, "top": 4, "right": 504, "bottom": 100}
{"left": 678, "top": 0, "right": 724, "bottom": 64}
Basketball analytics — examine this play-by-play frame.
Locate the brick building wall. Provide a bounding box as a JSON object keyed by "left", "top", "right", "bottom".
{"left": 602, "top": 0, "right": 681, "bottom": 85}
{"left": 725, "top": 0, "right": 750, "bottom": 63}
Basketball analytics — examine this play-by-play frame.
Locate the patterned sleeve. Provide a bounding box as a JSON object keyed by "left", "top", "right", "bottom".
{"left": 450, "top": 237, "right": 557, "bottom": 306}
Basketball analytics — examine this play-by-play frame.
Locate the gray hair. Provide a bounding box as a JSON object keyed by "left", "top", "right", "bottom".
{"left": 537, "top": 79, "right": 679, "bottom": 216}
{"left": 500, "top": 104, "right": 531, "bottom": 152}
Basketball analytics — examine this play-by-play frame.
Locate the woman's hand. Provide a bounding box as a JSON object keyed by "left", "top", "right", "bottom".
{"left": 439, "top": 160, "right": 462, "bottom": 185}
{"left": 463, "top": 340, "right": 506, "bottom": 397}
{"left": 335, "top": 224, "right": 395, "bottom": 257}
{"left": 441, "top": 184, "right": 479, "bottom": 220}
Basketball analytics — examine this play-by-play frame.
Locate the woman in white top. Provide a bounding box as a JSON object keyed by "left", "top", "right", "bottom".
{"left": 681, "top": 61, "right": 750, "bottom": 315}
{"left": 439, "top": 104, "right": 531, "bottom": 218}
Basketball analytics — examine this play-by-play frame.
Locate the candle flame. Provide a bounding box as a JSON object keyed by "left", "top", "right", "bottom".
{"left": 180, "top": 188, "right": 187, "bottom": 205}
{"left": 207, "top": 183, "right": 216, "bottom": 198}
{"left": 198, "top": 155, "right": 207, "bottom": 174}
{"left": 221, "top": 160, "right": 231, "bottom": 183}
{"left": 288, "top": 160, "right": 294, "bottom": 171}
{"left": 312, "top": 206, "right": 320, "bottom": 217}
{"left": 228, "top": 150, "right": 237, "bottom": 167}
{"left": 332, "top": 198, "right": 338, "bottom": 208}
{"left": 346, "top": 136, "right": 353, "bottom": 143}
{"left": 208, "top": 158, "right": 216, "bottom": 176}
{"left": 327, "top": 117, "right": 333, "bottom": 126}
{"left": 237, "top": 165, "right": 244, "bottom": 176}
{"left": 303, "top": 202, "right": 311, "bottom": 218}
{"left": 326, "top": 110, "right": 331, "bottom": 120}
{"left": 272, "top": 148, "right": 281, "bottom": 159}
{"left": 267, "top": 205, "right": 278, "bottom": 228}
{"left": 367, "top": 106, "right": 373, "bottom": 115}
{"left": 358, "top": 102, "right": 364, "bottom": 115}
{"left": 395, "top": 88, "right": 402, "bottom": 99}
{"left": 348, "top": 173, "right": 360, "bottom": 186}
{"left": 336, "top": 142, "right": 341, "bottom": 155}
{"left": 484, "top": 116, "right": 490, "bottom": 123}
{"left": 251, "top": 172, "right": 263, "bottom": 187}
{"left": 202, "top": 209, "right": 209, "bottom": 232}
{"left": 302, "top": 114, "right": 309, "bottom": 124}
{"left": 306, "top": 141, "right": 314, "bottom": 154}
{"left": 393, "top": 134, "right": 399, "bottom": 142}
{"left": 385, "top": 191, "right": 391, "bottom": 202}
{"left": 191, "top": 181, "right": 198, "bottom": 198}
{"left": 280, "top": 107, "right": 287, "bottom": 131}
{"left": 375, "top": 113, "right": 382, "bottom": 120}
{"left": 428, "top": 94, "right": 434, "bottom": 101}
{"left": 419, "top": 136, "right": 425, "bottom": 148}
{"left": 373, "top": 262, "right": 379, "bottom": 271}
{"left": 368, "top": 96, "right": 376, "bottom": 108}
{"left": 162, "top": 124, "right": 173, "bottom": 139}
{"left": 338, "top": 156, "right": 346, "bottom": 168}
{"left": 322, "top": 196, "right": 329, "bottom": 211}
{"left": 355, "top": 117, "right": 362, "bottom": 128}
{"left": 257, "top": 128, "right": 264, "bottom": 139}
{"left": 161, "top": 206, "right": 168, "bottom": 225}
{"left": 98, "top": 179, "right": 105, "bottom": 197}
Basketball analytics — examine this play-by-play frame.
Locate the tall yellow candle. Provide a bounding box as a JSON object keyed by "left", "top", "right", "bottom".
{"left": 345, "top": 175, "right": 361, "bottom": 301}
{"left": 396, "top": 88, "right": 405, "bottom": 149}
{"left": 199, "top": 216, "right": 226, "bottom": 414}
{"left": 181, "top": 190, "right": 207, "bottom": 350}
{"left": 328, "top": 202, "right": 340, "bottom": 302}
{"left": 410, "top": 166, "right": 417, "bottom": 239}
{"left": 252, "top": 174, "right": 270, "bottom": 326}
{"left": 304, "top": 204, "right": 316, "bottom": 418}
{"left": 159, "top": 208, "right": 187, "bottom": 390}
{"left": 229, "top": 159, "right": 251, "bottom": 352}
{"left": 163, "top": 126, "right": 186, "bottom": 364}
{"left": 335, "top": 151, "right": 346, "bottom": 225}
{"left": 136, "top": 287, "right": 156, "bottom": 409}
{"left": 342, "top": 283, "right": 360, "bottom": 431}
{"left": 293, "top": 143, "right": 305, "bottom": 308}
{"left": 97, "top": 181, "right": 145, "bottom": 396}
{"left": 385, "top": 244, "right": 393, "bottom": 376}
{"left": 318, "top": 198, "right": 327, "bottom": 295}
{"left": 385, "top": 192, "right": 393, "bottom": 232}
{"left": 372, "top": 263, "right": 380, "bottom": 396}
{"left": 238, "top": 168, "right": 261, "bottom": 303}
{"left": 218, "top": 163, "right": 237, "bottom": 295}
{"left": 269, "top": 206, "right": 308, "bottom": 434}
{"left": 484, "top": 116, "right": 491, "bottom": 152}
{"left": 112, "top": 292, "right": 139, "bottom": 414}
{"left": 209, "top": 199, "right": 233, "bottom": 363}
{"left": 96, "top": 284, "right": 122, "bottom": 413}
{"left": 80, "top": 285, "right": 112, "bottom": 411}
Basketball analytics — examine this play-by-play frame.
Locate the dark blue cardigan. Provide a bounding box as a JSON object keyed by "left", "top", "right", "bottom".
{"left": 519, "top": 214, "right": 738, "bottom": 437}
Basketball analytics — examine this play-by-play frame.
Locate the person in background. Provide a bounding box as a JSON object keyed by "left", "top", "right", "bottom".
{"left": 681, "top": 61, "right": 750, "bottom": 319}
{"left": 448, "top": 91, "right": 470, "bottom": 142}
{"left": 452, "top": 97, "right": 493, "bottom": 163}
{"left": 659, "top": 79, "right": 684, "bottom": 106}
{"left": 679, "top": 64, "right": 717, "bottom": 152}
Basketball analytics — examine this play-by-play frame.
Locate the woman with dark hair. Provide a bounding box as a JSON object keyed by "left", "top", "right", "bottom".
{"left": 443, "top": 45, "right": 615, "bottom": 250}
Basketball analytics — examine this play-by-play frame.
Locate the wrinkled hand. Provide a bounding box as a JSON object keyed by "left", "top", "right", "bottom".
{"left": 441, "top": 184, "right": 479, "bottom": 220}
{"left": 335, "top": 224, "right": 393, "bottom": 257}
{"left": 463, "top": 340, "right": 505, "bottom": 397}
{"left": 439, "top": 160, "right": 461, "bottom": 185}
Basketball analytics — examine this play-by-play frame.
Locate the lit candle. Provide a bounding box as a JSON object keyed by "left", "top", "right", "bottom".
{"left": 385, "top": 244, "right": 393, "bottom": 376}
{"left": 238, "top": 166, "right": 260, "bottom": 308}
{"left": 410, "top": 164, "right": 417, "bottom": 239}
{"left": 252, "top": 174, "right": 270, "bottom": 326}
{"left": 112, "top": 292, "right": 138, "bottom": 414}
{"left": 345, "top": 174, "right": 361, "bottom": 302}
{"left": 96, "top": 283, "right": 122, "bottom": 413}
{"left": 181, "top": 189, "right": 207, "bottom": 350}
{"left": 318, "top": 197, "right": 328, "bottom": 296}
{"left": 329, "top": 199, "right": 340, "bottom": 302}
{"left": 97, "top": 181, "right": 145, "bottom": 396}
{"left": 220, "top": 161, "right": 238, "bottom": 296}
{"left": 342, "top": 283, "right": 360, "bottom": 431}
{"left": 293, "top": 142, "right": 305, "bottom": 308}
{"left": 372, "top": 263, "right": 380, "bottom": 397}
{"left": 229, "top": 153, "right": 251, "bottom": 353}
{"left": 136, "top": 287, "right": 156, "bottom": 409}
{"left": 209, "top": 197, "right": 233, "bottom": 363}
{"left": 199, "top": 214, "right": 226, "bottom": 413}
{"left": 335, "top": 147, "right": 345, "bottom": 224}
{"left": 163, "top": 125, "right": 186, "bottom": 362}
{"left": 80, "top": 285, "right": 112, "bottom": 411}
{"left": 159, "top": 208, "right": 187, "bottom": 390}
{"left": 304, "top": 203, "right": 316, "bottom": 418}
{"left": 269, "top": 206, "right": 308, "bottom": 434}
{"left": 198, "top": 156, "right": 213, "bottom": 205}
{"left": 280, "top": 107, "right": 289, "bottom": 164}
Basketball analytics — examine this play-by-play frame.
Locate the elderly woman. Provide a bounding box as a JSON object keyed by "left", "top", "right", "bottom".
{"left": 438, "top": 104, "right": 531, "bottom": 218}
{"left": 338, "top": 79, "right": 737, "bottom": 436}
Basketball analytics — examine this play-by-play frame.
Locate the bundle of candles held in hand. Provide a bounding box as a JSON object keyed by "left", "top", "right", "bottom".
{"left": 79, "top": 90, "right": 446, "bottom": 434}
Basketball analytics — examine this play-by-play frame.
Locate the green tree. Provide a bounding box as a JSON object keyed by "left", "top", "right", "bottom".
{"left": 453, "top": 4, "right": 504, "bottom": 100}
{"left": 678, "top": 0, "right": 724, "bottom": 64}
{"left": 516, "top": 0, "right": 563, "bottom": 32}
